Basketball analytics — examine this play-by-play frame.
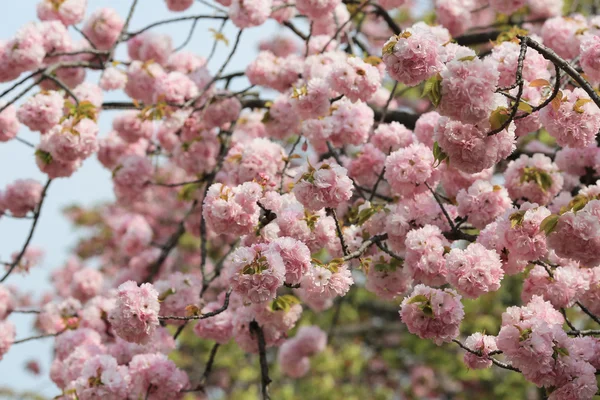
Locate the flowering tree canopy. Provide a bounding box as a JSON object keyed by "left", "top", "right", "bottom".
{"left": 2, "top": 0, "right": 600, "bottom": 399}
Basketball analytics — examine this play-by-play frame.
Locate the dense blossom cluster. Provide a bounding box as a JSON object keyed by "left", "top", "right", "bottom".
{"left": 1, "top": 0, "right": 600, "bottom": 399}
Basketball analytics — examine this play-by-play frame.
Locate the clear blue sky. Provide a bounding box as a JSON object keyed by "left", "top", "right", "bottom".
{"left": 0, "top": 1, "right": 283, "bottom": 397}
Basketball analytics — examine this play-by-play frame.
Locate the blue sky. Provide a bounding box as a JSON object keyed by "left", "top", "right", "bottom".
{"left": 0, "top": 1, "right": 283, "bottom": 396}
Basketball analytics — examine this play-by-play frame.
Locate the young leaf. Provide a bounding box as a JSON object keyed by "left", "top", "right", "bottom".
{"left": 540, "top": 214, "right": 559, "bottom": 235}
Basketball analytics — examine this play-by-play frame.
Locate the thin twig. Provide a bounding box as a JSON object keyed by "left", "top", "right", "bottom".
{"left": 250, "top": 321, "right": 271, "bottom": 400}
{"left": 159, "top": 290, "right": 231, "bottom": 321}
{"left": 342, "top": 233, "right": 388, "bottom": 262}
{"left": 279, "top": 136, "right": 302, "bottom": 192}
{"left": 326, "top": 208, "right": 349, "bottom": 256}
{"left": 488, "top": 39, "right": 527, "bottom": 136}
{"left": 518, "top": 35, "right": 600, "bottom": 110}
{"left": 0, "top": 180, "right": 52, "bottom": 283}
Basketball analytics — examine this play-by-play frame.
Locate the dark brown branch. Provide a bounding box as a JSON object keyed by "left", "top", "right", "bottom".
{"left": 127, "top": 15, "right": 229, "bottom": 38}
{"left": 250, "top": 321, "right": 271, "bottom": 400}
{"left": 1, "top": 180, "right": 52, "bottom": 283}
{"left": 452, "top": 339, "right": 520, "bottom": 372}
{"left": 159, "top": 290, "right": 231, "bottom": 321}
{"left": 326, "top": 208, "right": 349, "bottom": 256}
{"left": 279, "top": 135, "right": 302, "bottom": 192}
{"left": 518, "top": 35, "right": 600, "bottom": 110}
{"left": 342, "top": 233, "right": 388, "bottom": 262}
{"left": 577, "top": 301, "right": 600, "bottom": 326}
{"left": 488, "top": 39, "right": 527, "bottom": 136}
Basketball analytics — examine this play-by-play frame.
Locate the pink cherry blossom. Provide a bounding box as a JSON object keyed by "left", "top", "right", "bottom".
{"left": 400, "top": 284, "right": 465, "bottom": 345}
{"left": 108, "top": 281, "right": 160, "bottom": 344}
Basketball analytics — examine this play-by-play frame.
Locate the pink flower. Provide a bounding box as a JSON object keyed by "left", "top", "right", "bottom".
{"left": 299, "top": 262, "right": 354, "bottom": 300}
{"left": 37, "top": 0, "right": 86, "bottom": 26}
{"left": 153, "top": 71, "right": 198, "bottom": 104}
{"left": 0, "top": 102, "right": 20, "bottom": 142}
{"left": 164, "top": 0, "right": 194, "bottom": 11}
{"left": 203, "top": 181, "right": 262, "bottom": 236}
{"left": 328, "top": 98, "right": 374, "bottom": 146}
{"left": 365, "top": 252, "right": 412, "bottom": 300}
{"left": 193, "top": 299, "right": 234, "bottom": 344}
{"left": 112, "top": 154, "right": 153, "bottom": 201}
{"left": 82, "top": 8, "right": 124, "bottom": 50}
{"left": 219, "top": 138, "right": 285, "bottom": 186}
{"left": 278, "top": 325, "right": 327, "bottom": 378}
{"left": 108, "top": 281, "right": 160, "bottom": 344}
{"left": 112, "top": 111, "right": 154, "bottom": 143}
{"left": 227, "top": 243, "right": 285, "bottom": 303}
{"left": 348, "top": 143, "right": 386, "bottom": 186}
{"left": 36, "top": 137, "right": 82, "bottom": 178}
{"left": 400, "top": 284, "right": 464, "bottom": 345}
{"left": 246, "top": 51, "right": 302, "bottom": 92}
{"left": 434, "top": 117, "right": 515, "bottom": 174}
{"left": 154, "top": 272, "right": 201, "bottom": 325}
{"left": 128, "top": 32, "right": 173, "bottom": 66}
{"left": 438, "top": 57, "right": 500, "bottom": 124}
{"left": 372, "top": 122, "right": 414, "bottom": 152}
{"left": 503, "top": 154, "right": 563, "bottom": 206}
{"left": 404, "top": 225, "right": 449, "bottom": 286}
{"left": 125, "top": 61, "right": 166, "bottom": 104}
{"left": 115, "top": 214, "right": 153, "bottom": 257}
{"left": 289, "top": 78, "right": 330, "bottom": 120}
{"left": 70, "top": 268, "right": 104, "bottom": 302}
{"left": 436, "top": 0, "right": 475, "bottom": 37}
{"left": 490, "top": 41, "right": 550, "bottom": 88}
{"left": 330, "top": 56, "right": 381, "bottom": 102}
{"left": 580, "top": 34, "right": 600, "bottom": 84}
{"left": 1, "top": 179, "right": 42, "bottom": 217}
{"left": 488, "top": 0, "right": 525, "bottom": 14}
{"left": 99, "top": 67, "right": 127, "bottom": 91}
{"left": 203, "top": 96, "right": 242, "bottom": 129}
{"left": 0, "top": 284, "right": 14, "bottom": 320}
{"left": 72, "top": 355, "right": 130, "bottom": 400}
{"left": 446, "top": 243, "right": 504, "bottom": 299}
{"left": 54, "top": 328, "right": 102, "bottom": 361}
{"left": 522, "top": 265, "right": 590, "bottom": 308}
{"left": 382, "top": 28, "right": 444, "bottom": 86}
{"left": 229, "top": 0, "right": 272, "bottom": 28}
{"left": 456, "top": 180, "right": 512, "bottom": 229}
{"left": 500, "top": 203, "right": 551, "bottom": 261}
{"left": 271, "top": 237, "right": 311, "bottom": 285}
{"left": 97, "top": 131, "right": 146, "bottom": 170}
{"left": 0, "top": 320, "right": 15, "bottom": 361}
{"left": 295, "top": 0, "right": 340, "bottom": 19}
{"left": 463, "top": 333, "right": 498, "bottom": 369}
{"left": 384, "top": 142, "right": 440, "bottom": 197}
{"left": 541, "top": 15, "right": 587, "bottom": 60}
{"left": 17, "top": 90, "right": 64, "bottom": 133}
{"left": 128, "top": 353, "right": 189, "bottom": 399}
{"left": 538, "top": 88, "right": 600, "bottom": 148}
{"left": 46, "top": 118, "right": 99, "bottom": 163}
{"left": 3, "top": 23, "right": 46, "bottom": 74}
{"left": 580, "top": 267, "right": 600, "bottom": 316}
{"left": 293, "top": 161, "right": 353, "bottom": 211}
{"left": 37, "top": 297, "right": 81, "bottom": 334}
{"left": 547, "top": 200, "right": 600, "bottom": 267}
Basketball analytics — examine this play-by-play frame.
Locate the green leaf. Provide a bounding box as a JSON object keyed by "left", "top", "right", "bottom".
{"left": 178, "top": 183, "right": 201, "bottom": 201}
{"left": 408, "top": 294, "right": 429, "bottom": 304}
{"left": 509, "top": 210, "right": 526, "bottom": 228}
{"left": 567, "top": 195, "right": 589, "bottom": 213}
{"left": 540, "top": 214, "right": 559, "bottom": 235}
{"left": 422, "top": 73, "right": 443, "bottom": 107}
{"left": 573, "top": 98, "right": 592, "bottom": 113}
{"left": 489, "top": 107, "right": 510, "bottom": 131}
{"left": 158, "top": 287, "right": 176, "bottom": 302}
{"left": 517, "top": 101, "right": 533, "bottom": 114}
{"left": 432, "top": 141, "right": 448, "bottom": 167}
{"left": 457, "top": 55, "right": 476, "bottom": 62}
{"left": 271, "top": 294, "right": 301, "bottom": 312}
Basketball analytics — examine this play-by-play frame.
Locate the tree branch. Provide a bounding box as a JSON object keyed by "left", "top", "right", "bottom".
{"left": 1, "top": 179, "right": 52, "bottom": 283}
